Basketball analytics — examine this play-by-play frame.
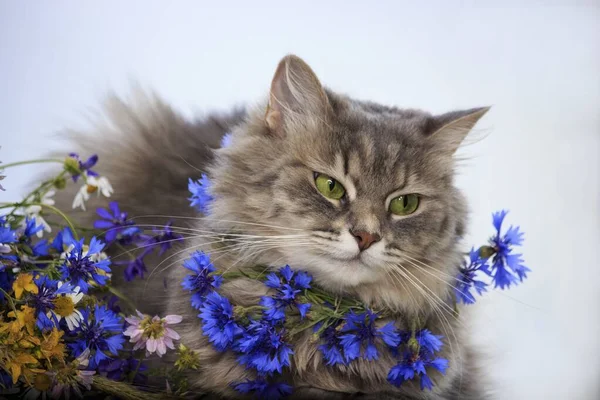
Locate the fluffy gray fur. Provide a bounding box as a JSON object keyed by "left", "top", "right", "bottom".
{"left": 52, "top": 55, "right": 490, "bottom": 399}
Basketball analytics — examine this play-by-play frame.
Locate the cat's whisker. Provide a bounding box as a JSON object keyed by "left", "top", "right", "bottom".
{"left": 129, "top": 214, "right": 305, "bottom": 231}
{"left": 141, "top": 237, "right": 251, "bottom": 290}
{"left": 395, "top": 261, "right": 459, "bottom": 319}
{"left": 146, "top": 237, "right": 292, "bottom": 279}
{"left": 145, "top": 239, "right": 314, "bottom": 285}
{"left": 394, "top": 263, "right": 463, "bottom": 367}
{"left": 112, "top": 234, "right": 229, "bottom": 259}
{"left": 401, "top": 258, "right": 474, "bottom": 302}
{"left": 392, "top": 265, "right": 459, "bottom": 367}
{"left": 141, "top": 240, "right": 253, "bottom": 294}
{"left": 211, "top": 242, "right": 313, "bottom": 267}
{"left": 218, "top": 242, "right": 315, "bottom": 274}
{"left": 381, "top": 266, "right": 421, "bottom": 314}
{"left": 95, "top": 227, "right": 221, "bottom": 245}
{"left": 385, "top": 251, "right": 463, "bottom": 286}
{"left": 395, "top": 250, "right": 468, "bottom": 284}
{"left": 123, "top": 223, "right": 310, "bottom": 239}
{"left": 387, "top": 248, "right": 453, "bottom": 273}
{"left": 116, "top": 231, "right": 310, "bottom": 261}
{"left": 384, "top": 264, "right": 439, "bottom": 325}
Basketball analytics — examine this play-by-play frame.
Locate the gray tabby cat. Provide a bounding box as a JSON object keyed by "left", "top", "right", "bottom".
{"left": 54, "top": 55, "right": 490, "bottom": 399}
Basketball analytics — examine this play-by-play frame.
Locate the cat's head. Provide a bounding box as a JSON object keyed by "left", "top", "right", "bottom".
{"left": 207, "top": 55, "right": 488, "bottom": 311}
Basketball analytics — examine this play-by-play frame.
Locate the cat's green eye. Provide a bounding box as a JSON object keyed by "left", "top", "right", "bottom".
{"left": 389, "top": 194, "right": 419, "bottom": 216}
{"left": 314, "top": 173, "right": 346, "bottom": 200}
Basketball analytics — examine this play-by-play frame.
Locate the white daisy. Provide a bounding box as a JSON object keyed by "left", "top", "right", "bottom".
{"left": 87, "top": 175, "right": 114, "bottom": 198}
{"left": 89, "top": 250, "right": 109, "bottom": 263}
{"left": 16, "top": 190, "right": 56, "bottom": 237}
{"left": 50, "top": 282, "right": 84, "bottom": 331}
{"left": 72, "top": 174, "right": 113, "bottom": 210}
{"left": 72, "top": 184, "right": 90, "bottom": 210}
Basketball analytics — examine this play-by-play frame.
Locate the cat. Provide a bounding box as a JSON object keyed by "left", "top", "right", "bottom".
{"left": 53, "top": 55, "right": 490, "bottom": 399}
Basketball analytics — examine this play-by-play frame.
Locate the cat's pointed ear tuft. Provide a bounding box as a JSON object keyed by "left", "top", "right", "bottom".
{"left": 426, "top": 107, "right": 490, "bottom": 154}
{"left": 265, "top": 54, "right": 330, "bottom": 136}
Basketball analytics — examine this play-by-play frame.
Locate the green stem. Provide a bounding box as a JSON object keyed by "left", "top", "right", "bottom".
{"left": 0, "top": 203, "right": 21, "bottom": 210}
{"left": 288, "top": 316, "right": 326, "bottom": 338}
{"left": 47, "top": 220, "right": 97, "bottom": 232}
{"left": 4, "top": 170, "right": 68, "bottom": 218}
{"left": 32, "top": 203, "right": 79, "bottom": 241}
{"left": 92, "top": 375, "right": 179, "bottom": 400}
{"left": 107, "top": 285, "right": 137, "bottom": 311}
{"left": 129, "top": 353, "right": 146, "bottom": 384}
{"left": 234, "top": 305, "right": 264, "bottom": 317}
{"left": 0, "top": 287, "right": 18, "bottom": 315}
{"left": 0, "top": 158, "right": 63, "bottom": 169}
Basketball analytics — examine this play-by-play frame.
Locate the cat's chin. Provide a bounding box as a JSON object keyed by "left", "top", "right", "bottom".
{"left": 278, "top": 247, "right": 386, "bottom": 291}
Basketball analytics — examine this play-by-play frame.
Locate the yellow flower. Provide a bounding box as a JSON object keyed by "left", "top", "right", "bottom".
{"left": 38, "top": 328, "right": 65, "bottom": 363}
{"left": 0, "top": 318, "right": 19, "bottom": 336}
{"left": 12, "top": 273, "right": 38, "bottom": 299}
{"left": 0, "top": 320, "right": 38, "bottom": 348}
{"left": 8, "top": 305, "right": 36, "bottom": 336}
{"left": 5, "top": 352, "right": 39, "bottom": 384}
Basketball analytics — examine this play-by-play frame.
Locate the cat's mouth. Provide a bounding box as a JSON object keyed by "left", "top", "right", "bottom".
{"left": 330, "top": 252, "right": 372, "bottom": 267}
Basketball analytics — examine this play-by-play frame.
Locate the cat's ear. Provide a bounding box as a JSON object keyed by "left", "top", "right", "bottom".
{"left": 426, "top": 107, "right": 490, "bottom": 154}
{"left": 265, "top": 55, "right": 330, "bottom": 136}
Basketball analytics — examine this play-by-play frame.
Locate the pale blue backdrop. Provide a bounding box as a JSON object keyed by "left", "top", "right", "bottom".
{"left": 1, "top": 2, "right": 598, "bottom": 398}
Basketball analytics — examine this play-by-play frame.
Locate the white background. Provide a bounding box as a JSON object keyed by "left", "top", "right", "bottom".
{"left": 1, "top": 2, "right": 598, "bottom": 399}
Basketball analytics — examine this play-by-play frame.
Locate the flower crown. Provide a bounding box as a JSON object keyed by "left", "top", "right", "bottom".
{"left": 0, "top": 141, "right": 529, "bottom": 399}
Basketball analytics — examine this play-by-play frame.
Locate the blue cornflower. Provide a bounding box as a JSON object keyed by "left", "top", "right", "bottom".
{"left": 98, "top": 355, "right": 148, "bottom": 385}
{"left": 387, "top": 354, "right": 448, "bottom": 390}
{"left": 118, "top": 226, "right": 148, "bottom": 246}
{"left": 0, "top": 268, "right": 15, "bottom": 302}
{"left": 144, "top": 222, "right": 183, "bottom": 256}
{"left": 51, "top": 227, "right": 76, "bottom": 253}
{"left": 69, "top": 305, "right": 125, "bottom": 368}
{"left": 338, "top": 310, "right": 400, "bottom": 362}
{"left": 388, "top": 329, "right": 448, "bottom": 390}
{"left": 67, "top": 153, "right": 99, "bottom": 182}
{"left": 198, "top": 291, "right": 243, "bottom": 351}
{"left": 0, "top": 222, "right": 18, "bottom": 269}
{"left": 20, "top": 218, "right": 49, "bottom": 257}
{"left": 58, "top": 236, "right": 111, "bottom": 293}
{"left": 0, "top": 370, "right": 12, "bottom": 389}
{"left": 455, "top": 248, "right": 488, "bottom": 304}
{"left": 188, "top": 174, "right": 213, "bottom": 214}
{"left": 94, "top": 202, "right": 135, "bottom": 243}
{"left": 379, "top": 321, "right": 403, "bottom": 347}
{"left": 182, "top": 251, "right": 222, "bottom": 309}
{"left": 22, "top": 217, "right": 44, "bottom": 238}
{"left": 115, "top": 257, "right": 147, "bottom": 282}
{"left": 233, "top": 378, "right": 293, "bottom": 400}
{"left": 221, "top": 133, "right": 233, "bottom": 148}
{"left": 28, "top": 276, "right": 77, "bottom": 331}
{"left": 413, "top": 329, "right": 444, "bottom": 353}
{"left": 317, "top": 322, "right": 346, "bottom": 366}
{"left": 103, "top": 294, "right": 122, "bottom": 315}
{"left": 488, "top": 210, "right": 530, "bottom": 289}
{"left": 0, "top": 222, "right": 18, "bottom": 245}
{"left": 30, "top": 239, "right": 49, "bottom": 258}
{"left": 261, "top": 265, "right": 312, "bottom": 320}
{"left": 236, "top": 318, "right": 293, "bottom": 375}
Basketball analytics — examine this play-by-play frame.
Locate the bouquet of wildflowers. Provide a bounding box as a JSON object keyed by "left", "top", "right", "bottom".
{"left": 0, "top": 152, "right": 529, "bottom": 399}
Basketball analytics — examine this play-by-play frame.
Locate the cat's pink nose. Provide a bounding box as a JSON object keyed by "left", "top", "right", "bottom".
{"left": 351, "top": 230, "right": 381, "bottom": 251}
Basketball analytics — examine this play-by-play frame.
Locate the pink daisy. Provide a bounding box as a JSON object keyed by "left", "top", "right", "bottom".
{"left": 124, "top": 310, "right": 182, "bottom": 357}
